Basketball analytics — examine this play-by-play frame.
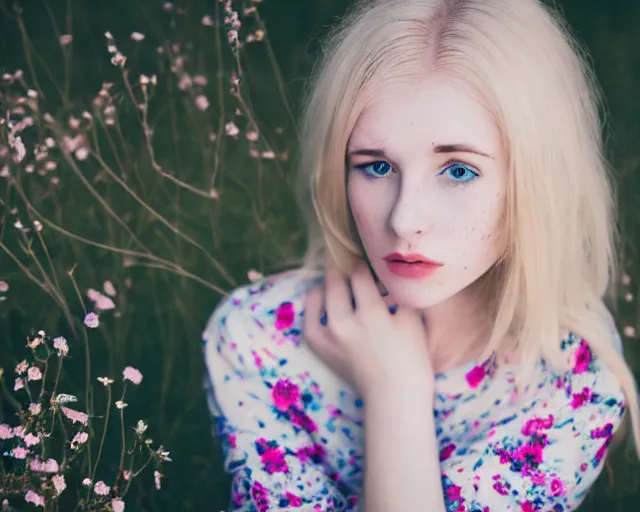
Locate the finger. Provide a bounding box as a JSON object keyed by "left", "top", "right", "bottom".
{"left": 302, "top": 285, "right": 325, "bottom": 343}
{"left": 324, "top": 253, "right": 353, "bottom": 325}
{"left": 351, "top": 259, "right": 385, "bottom": 311}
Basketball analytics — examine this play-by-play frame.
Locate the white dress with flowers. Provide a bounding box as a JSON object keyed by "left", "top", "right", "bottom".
{"left": 203, "top": 268, "right": 626, "bottom": 512}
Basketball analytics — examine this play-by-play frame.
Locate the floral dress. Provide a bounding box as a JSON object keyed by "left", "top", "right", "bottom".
{"left": 202, "top": 268, "right": 627, "bottom": 511}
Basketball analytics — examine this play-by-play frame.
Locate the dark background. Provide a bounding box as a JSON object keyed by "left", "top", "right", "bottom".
{"left": 1, "top": 0, "right": 639, "bottom": 510}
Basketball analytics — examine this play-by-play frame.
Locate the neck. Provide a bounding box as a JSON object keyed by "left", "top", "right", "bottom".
{"left": 420, "top": 283, "right": 493, "bottom": 375}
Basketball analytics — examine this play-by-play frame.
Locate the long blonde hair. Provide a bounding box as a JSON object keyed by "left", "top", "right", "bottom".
{"left": 294, "top": 0, "right": 640, "bottom": 454}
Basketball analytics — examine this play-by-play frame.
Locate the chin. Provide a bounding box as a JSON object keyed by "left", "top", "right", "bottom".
{"left": 383, "top": 283, "right": 455, "bottom": 310}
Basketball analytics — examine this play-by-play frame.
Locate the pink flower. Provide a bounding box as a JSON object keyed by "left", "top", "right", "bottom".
{"left": 549, "top": 476, "right": 565, "bottom": 496}
{"left": 271, "top": 379, "right": 301, "bottom": 412}
{"left": 13, "top": 425, "right": 25, "bottom": 438}
{"left": 14, "top": 378, "right": 24, "bottom": 391}
{"left": 11, "top": 447, "right": 29, "bottom": 459}
{"left": 82, "top": 478, "right": 92, "bottom": 487}
{"left": 52, "top": 474, "right": 66, "bottom": 495}
{"left": 84, "top": 312, "right": 99, "bottom": 328}
{"left": 274, "top": 302, "right": 295, "bottom": 331}
{"left": 573, "top": 340, "right": 592, "bottom": 374}
{"left": 29, "top": 403, "right": 42, "bottom": 415}
{"left": 256, "top": 438, "right": 289, "bottom": 474}
{"left": 103, "top": 280, "right": 117, "bottom": 297}
{"left": 465, "top": 365, "right": 485, "bottom": 389}
{"left": 95, "top": 294, "right": 116, "bottom": 311}
{"left": 71, "top": 431, "right": 89, "bottom": 449}
{"left": 30, "top": 458, "right": 44, "bottom": 472}
{"left": 154, "top": 470, "right": 162, "bottom": 490}
{"left": 521, "top": 501, "right": 535, "bottom": 512}
{"left": 27, "top": 366, "right": 42, "bottom": 381}
{"left": 439, "top": 443, "right": 456, "bottom": 461}
{"left": 53, "top": 336, "right": 69, "bottom": 356}
{"left": 284, "top": 492, "right": 302, "bottom": 506}
{"left": 24, "top": 490, "right": 45, "bottom": 507}
{"left": 195, "top": 95, "right": 210, "bottom": 111}
{"left": 43, "top": 458, "right": 59, "bottom": 473}
{"left": 60, "top": 406, "right": 89, "bottom": 426}
{"left": 111, "top": 498, "right": 125, "bottom": 512}
{"left": 24, "top": 432, "right": 40, "bottom": 446}
{"left": 123, "top": 366, "right": 143, "bottom": 385}
{"left": 570, "top": 387, "right": 592, "bottom": 409}
{"left": 94, "top": 481, "right": 111, "bottom": 495}
{"left": 0, "top": 424, "right": 14, "bottom": 440}
{"left": 15, "top": 360, "right": 28, "bottom": 374}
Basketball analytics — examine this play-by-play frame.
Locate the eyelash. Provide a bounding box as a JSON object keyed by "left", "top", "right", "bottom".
{"left": 353, "top": 160, "right": 480, "bottom": 185}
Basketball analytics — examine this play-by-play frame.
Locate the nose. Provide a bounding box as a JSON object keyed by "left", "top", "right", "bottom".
{"left": 388, "top": 182, "right": 432, "bottom": 241}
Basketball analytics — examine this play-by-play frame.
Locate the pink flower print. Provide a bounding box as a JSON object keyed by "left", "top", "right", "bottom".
{"left": 573, "top": 340, "right": 592, "bottom": 374}
{"left": 514, "top": 442, "right": 544, "bottom": 465}
{"left": 549, "top": 476, "right": 565, "bottom": 496}
{"left": 271, "top": 379, "right": 301, "bottom": 412}
{"left": 570, "top": 387, "right": 592, "bottom": 409}
{"left": 493, "top": 480, "right": 509, "bottom": 496}
{"left": 522, "top": 415, "right": 554, "bottom": 436}
{"left": 250, "top": 481, "right": 270, "bottom": 512}
{"left": 295, "top": 443, "right": 326, "bottom": 464}
{"left": 274, "top": 302, "right": 295, "bottom": 331}
{"left": 595, "top": 440, "right": 610, "bottom": 465}
{"left": 252, "top": 351, "right": 264, "bottom": 369}
{"left": 445, "top": 483, "right": 462, "bottom": 502}
{"left": 284, "top": 492, "right": 303, "bottom": 507}
{"left": 465, "top": 365, "right": 485, "bottom": 389}
{"left": 521, "top": 501, "right": 536, "bottom": 512}
{"left": 255, "top": 438, "right": 289, "bottom": 474}
{"left": 591, "top": 423, "right": 614, "bottom": 439}
{"left": 290, "top": 408, "right": 318, "bottom": 433}
{"left": 228, "top": 433, "right": 237, "bottom": 449}
{"left": 529, "top": 470, "right": 546, "bottom": 485}
{"left": 439, "top": 443, "right": 456, "bottom": 461}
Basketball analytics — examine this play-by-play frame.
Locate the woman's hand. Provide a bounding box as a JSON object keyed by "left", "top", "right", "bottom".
{"left": 302, "top": 255, "right": 434, "bottom": 401}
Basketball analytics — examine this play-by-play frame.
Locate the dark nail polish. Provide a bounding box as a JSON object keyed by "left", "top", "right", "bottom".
{"left": 320, "top": 312, "right": 328, "bottom": 326}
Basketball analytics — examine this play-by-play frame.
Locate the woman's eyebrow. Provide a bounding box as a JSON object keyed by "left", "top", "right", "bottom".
{"left": 347, "top": 148, "right": 386, "bottom": 158}
{"left": 433, "top": 144, "right": 494, "bottom": 159}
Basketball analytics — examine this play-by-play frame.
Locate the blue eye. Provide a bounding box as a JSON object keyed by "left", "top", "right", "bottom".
{"left": 355, "top": 161, "right": 393, "bottom": 179}
{"left": 438, "top": 163, "right": 479, "bottom": 184}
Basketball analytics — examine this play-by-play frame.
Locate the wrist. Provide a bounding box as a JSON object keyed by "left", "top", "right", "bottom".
{"left": 362, "top": 375, "right": 434, "bottom": 407}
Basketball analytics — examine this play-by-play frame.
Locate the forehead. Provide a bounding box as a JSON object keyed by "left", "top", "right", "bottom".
{"left": 348, "top": 75, "right": 501, "bottom": 154}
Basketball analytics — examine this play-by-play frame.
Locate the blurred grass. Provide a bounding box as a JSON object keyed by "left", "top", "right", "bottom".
{"left": 0, "top": 0, "right": 638, "bottom": 510}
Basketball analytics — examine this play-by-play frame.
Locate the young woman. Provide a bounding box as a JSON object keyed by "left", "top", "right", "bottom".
{"left": 203, "top": 0, "right": 640, "bottom": 510}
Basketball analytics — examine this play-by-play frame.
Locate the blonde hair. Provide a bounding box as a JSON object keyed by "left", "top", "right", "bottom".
{"left": 294, "top": 0, "right": 640, "bottom": 454}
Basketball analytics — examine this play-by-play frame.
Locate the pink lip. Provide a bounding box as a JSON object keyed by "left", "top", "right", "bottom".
{"left": 383, "top": 252, "right": 443, "bottom": 279}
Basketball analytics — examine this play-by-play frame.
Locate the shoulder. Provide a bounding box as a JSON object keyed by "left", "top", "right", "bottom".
{"left": 202, "top": 267, "right": 325, "bottom": 375}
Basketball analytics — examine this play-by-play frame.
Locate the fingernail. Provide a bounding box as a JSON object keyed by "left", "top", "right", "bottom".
{"left": 389, "top": 304, "right": 397, "bottom": 314}
{"left": 320, "top": 312, "right": 328, "bottom": 326}
{"left": 351, "top": 296, "right": 356, "bottom": 309}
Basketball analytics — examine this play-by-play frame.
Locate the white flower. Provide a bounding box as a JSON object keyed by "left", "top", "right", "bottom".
{"left": 97, "top": 376, "right": 114, "bottom": 386}
{"left": 134, "top": 420, "right": 148, "bottom": 435}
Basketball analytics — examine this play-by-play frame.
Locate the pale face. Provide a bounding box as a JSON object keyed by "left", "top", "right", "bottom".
{"left": 346, "top": 75, "right": 508, "bottom": 311}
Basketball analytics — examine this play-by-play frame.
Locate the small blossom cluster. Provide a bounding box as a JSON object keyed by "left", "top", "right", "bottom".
{"left": 1, "top": 325, "right": 168, "bottom": 510}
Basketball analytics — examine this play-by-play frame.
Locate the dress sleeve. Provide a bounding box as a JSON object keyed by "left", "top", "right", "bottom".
{"left": 440, "top": 337, "right": 627, "bottom": 512}
{"left": 203, "top": 286, "right": 354, "bottom": 511}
